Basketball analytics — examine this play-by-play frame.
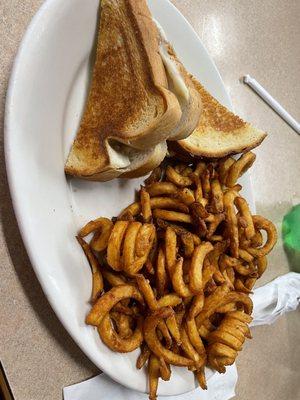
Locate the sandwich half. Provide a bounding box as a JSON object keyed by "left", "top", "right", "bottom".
{"left": 65, "top": 0, "right": 182, "bottom": 181}
{"left": 175, "top": 77, "right": 267, "bottom": 158}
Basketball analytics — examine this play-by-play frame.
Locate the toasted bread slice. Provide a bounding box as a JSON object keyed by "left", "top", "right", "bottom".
{"left": 176, "top": 77, "right": 267, "bottom": 158}
{"left": 65, "top": 0, "right": 182, "bottom": 181}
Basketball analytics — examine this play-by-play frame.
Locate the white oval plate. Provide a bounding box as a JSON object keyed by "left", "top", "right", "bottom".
{"left": 5, "top": 0, "right": 254, "bottom": 396}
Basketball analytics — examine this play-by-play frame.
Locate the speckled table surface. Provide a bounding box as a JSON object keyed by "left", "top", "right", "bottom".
{"left": 0, "top": 1, "right": 299, "bottom": 399}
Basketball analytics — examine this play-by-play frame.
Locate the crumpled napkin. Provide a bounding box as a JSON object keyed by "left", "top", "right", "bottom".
{"left": 63, "top": 272, "right": 300, "bottom": 400}
{"left": 251, "top": 272, "right": 300, "bottom": 326}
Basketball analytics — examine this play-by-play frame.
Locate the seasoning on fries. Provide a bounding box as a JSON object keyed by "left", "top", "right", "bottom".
{"left": 77, "top": 152, "right": 277, "bottom": 400}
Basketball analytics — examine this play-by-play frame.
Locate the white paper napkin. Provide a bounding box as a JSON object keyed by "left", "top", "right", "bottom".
{"left": 63, "top": 272, "right": 300, "bottom": 400}
{"left": 251, "top": 272, "right": 300, "bottom": 326}
{"left": 63, "top": 366, "right": 237, "bottom": 400}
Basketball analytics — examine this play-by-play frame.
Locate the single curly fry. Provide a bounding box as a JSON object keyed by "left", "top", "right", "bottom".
{"left": 77, "top": 217, "right": 114, "bottom": 253}
{"left": 122, "top": 222, "right": 142, "bottom": 270}
{"left": 211, "top": 179, "right": 224, "bottom": 213}
{"left": 195, "top": 367, "right": 207, "bottom": 390}
{"left": 125, "top": 224, "right": 156, "bottom": 275}
{"left": 180, "top": 325, "right": 203, "bottom": 368}
{"left": 158, "top": 319, "right": 172, "bottom": 349}
{"left": 140, "top": 187, "right": 152, "bottom": 223}
{"left": 247, "top": 215, "right": 277, "bottom": 257}
{"left": 86, "top": 285, "right": 144, "bottom": 326}
{"left": 166, "top": 314, "right": 181, "bottom": 345}
{"left": 171, "top": 258, "right": 193, "bottom": 297}
{"left": 150, "top": 197, "right": 189, "bottom": 213}
{"left": 107, "top": 221, "right": 129, "bottom": 271}
{"left": 235, "top": 197, "right": 255, "bottom": 239}
{"left": 217, "top": 157, "right": 235, "bottom": 184}
{"left": 159, "top": 357, "right": 171, "bottom": 381}
{"left": 156, "top": 293, "right": 182, "bottom": 308}
{"left": 135, "top": 224, "right": 156, "bottom": 257}
{"left": 192, "top": 174, "right": 203, "bottom": 203}
{"left": 78, "top": 217, "right": 111, "bottom": 237}
{"left": 224, "top": 190, "right": 239, "bottom": 258}
{"left": 226, "top": 152, "right": 256, "bottom": 187}
{"left": 146, "top": 182, "right": 178, "bottom": 197}
{"left": 156, "top": 247, "right": 167, "bottom": 297}
{"left": 148, "top": 354, "right": 160, "bottom": 400}
{"left": 136, "top": 343, "right": 151, "bottom": 369}
{"left": 135, "top": 274, "right": 158, "bottom": 310}
{"left": 98, "top": 314, "right": 143, "bottom": 353}
{"left": 188, "top": 293, "right": 204, "bottom": 320}
{"left": 186, "top": 319, "right": 206, "bottom": 362}
{"left": 166, "top": 165, "right": 193, "bottom": 187}
{"left": 189, "top": 242, "right": 213, "bottom": 293}
{"left": 153, "top": 209, "right": 192, "bottom": 224}
{"left": 165, "top": 227, "right": 177, "bottom": 275}
{"left": 256, "top": 256, "right": 268, "bottom": 278}
{"left": 119, "top": 202, "right": 141, "bottom": 219}
{"left": 76, "top": 236, "right": 103, "bottom": 302}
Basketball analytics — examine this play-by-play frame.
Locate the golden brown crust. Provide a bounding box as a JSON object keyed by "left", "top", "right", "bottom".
{"left": 127, "top": 0, "right": 167, "bottom": 88}
{"left": 191, "top": 78, "right": 245, "bottom": 132}
{"left": 175, "top": 77, "right": 267, "bottom": 158}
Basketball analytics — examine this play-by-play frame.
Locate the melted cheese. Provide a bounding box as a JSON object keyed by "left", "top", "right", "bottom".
{"left": 153, "top": 19, "right": 190, "bottom": 101}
